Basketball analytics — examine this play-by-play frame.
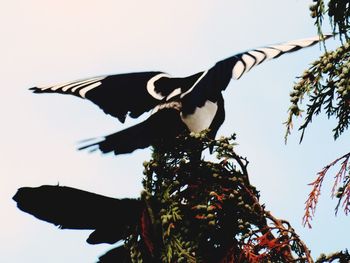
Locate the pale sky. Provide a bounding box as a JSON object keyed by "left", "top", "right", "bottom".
{"left": 1, "top": 1, "right": 349, "bottom": 262}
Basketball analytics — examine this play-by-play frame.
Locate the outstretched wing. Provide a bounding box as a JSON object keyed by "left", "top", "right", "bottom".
{"left": 181, "top": 35, "right": 332, "bottom": 116}
{"left": 219, "top": 35, "right": 332, "bottom": 81}
{"left": 30, "top": 71, "right": 179, "bottom": 123}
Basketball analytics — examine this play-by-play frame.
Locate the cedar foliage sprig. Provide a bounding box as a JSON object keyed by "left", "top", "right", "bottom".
{"left": 316, "top": 250, "right": 350, "bottom": 263}
{"left": 285, "top": 42, "right": 350, "bottom": 142}
{"left": 285, "top": 0, "right": 350, "bottom": 142}
{"left": 303, "top": 152, "right": 350, "bottom": 228}
{"left": 285, "top": 0, "right": 350, "bottom": 227}
{"left": 310, "top": 0, "right": 350, "bottom": 41}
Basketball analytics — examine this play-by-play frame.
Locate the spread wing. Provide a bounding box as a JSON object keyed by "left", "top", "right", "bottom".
{"left": 180, "top": 35, "right": 332, "bottom": 116}
{"left": 217, "top": 35, "right": 332, "bottom": 82}
{"left": 30, "top": 71, "right": 178, "bottom": 123}
{"left": 30, "top": 35, "right": 331, "bottom": 145}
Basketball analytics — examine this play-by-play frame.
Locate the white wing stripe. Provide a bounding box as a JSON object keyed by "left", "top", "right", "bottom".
{"left": 284, "top": 38, "right": 317, "bottom": 47}
{"left": 269, "top": 44, "right": 296, "bottom": 52}
{"left": 70, "top": 78, "right": 103, "bottom": 92}
{"left": 166, "top": 87, "right": 182, "bottom": 101}
{"left": 62, "top": 77, "right": 105, "bottom": 92}
{"left": 146, "top": 73, "right": 171, "bottom": 100}
{"left": 232, "top": 60, "right": 245, "bottom": 80}
{"left": 248, "top": 51, "right": 266, "bottom": 65}
{"left": 257, "top": 48, "right": 282, "bottom": 59}
{"left": 39, "top": 79, "right": 79, "bottom": 91}
{"left": 180, "top": 70, "right": 208, "bottom": 98}
{"left": 241, "top": 54, "right": 256, "bottom": 73}
{"left": 38, "top": 76, "right": 105, "bottom": 91}
{"left": 79, "top": 82, "right": 102, "bottom": 98}
{"left": 230, "top": 36, "right": 328, "bottom": 80}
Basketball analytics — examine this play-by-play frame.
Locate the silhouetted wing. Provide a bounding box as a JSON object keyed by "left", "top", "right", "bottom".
{"left": 13, "top": 185, "right": 143, "bottom": 244}
{"left": 216, "top": 35, "right": 332, "bottom": 81}
{"left": 180, "top": 35, "right": 332, "bottom": 116}
{"left": 97, "top": 246, "right": 132, "bottom": 263}
{"left": 30, "top": 72, "right": 178, "bottom": 123}
{"left": 79, "top": 108, "right": 188, "bottom": 155}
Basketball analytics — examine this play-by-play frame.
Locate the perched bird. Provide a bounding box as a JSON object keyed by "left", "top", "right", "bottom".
{"left": 31, "top": 35, "right": 330, "bottom": 155}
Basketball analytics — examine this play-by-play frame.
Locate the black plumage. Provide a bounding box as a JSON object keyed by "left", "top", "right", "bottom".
{"left": 97, "top": 246, "right": 132, "bottom": 263}
{"left": 13, "top": 185, "right": 143, "bottom": 245}
{"left": 30, "top": 35, "right": 331, "bottom": 155}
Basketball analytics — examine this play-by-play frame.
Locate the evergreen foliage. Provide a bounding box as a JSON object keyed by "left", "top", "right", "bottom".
{"left": 285, "top": 0, "right": 350, "bottom": 226}
{"left": 122, "top": 132, "right": 343, "bottom": 262}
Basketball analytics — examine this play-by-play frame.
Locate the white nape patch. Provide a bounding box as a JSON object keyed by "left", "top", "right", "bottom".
{"left": 62, "top": 77, "right": 104, "bottom": 92}
{"left": 146, "top": 73, "right": 171, "bottom": 100}
{"left": 269, "top": 44, "right": 296, "bottom": 52}
{"left": 248, "top": 51, "right": 266, "bottom": 65}
{"left": 180, "top": 70, "right": 208, "bottom": 98}
{"left": 256, "top": 47, "right": 281, "bottom": 59}
{"left": 180, "top": 100, "right": 218, "bottom": 132}
{"left": 232, "top": 60, "right": 245, "bottom": 79}
{"left": 79, "top": 82, "right": 102, "bottom": 98}
{"left": 241, "top": 54, "right": 256, "bottom": 73}
{"left": 166, "top": 88, "right": 182, "bottom": 101}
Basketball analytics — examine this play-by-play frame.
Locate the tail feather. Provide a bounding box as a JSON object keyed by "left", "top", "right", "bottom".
{"left": 13, "top": 185, "right": 143, "bottom": 244}
{"left": 79, "top": 108, "right": 188, "bottom": 155}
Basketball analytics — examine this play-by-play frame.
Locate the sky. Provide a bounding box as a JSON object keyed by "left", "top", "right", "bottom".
{"left": 1, "top": 1, "right": 349, "bottom": 262}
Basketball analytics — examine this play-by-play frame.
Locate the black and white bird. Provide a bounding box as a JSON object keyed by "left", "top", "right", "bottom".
{"left": 31, "top": 36, "right": 330, "bottom": 155}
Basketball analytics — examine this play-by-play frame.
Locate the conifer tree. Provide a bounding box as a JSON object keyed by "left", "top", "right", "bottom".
{"left": 125, "top": 132, "right": 317, "bottom": 262}
{"left": 122, "top": 132, "right": 349, "bottom": 262}
{"left": 285, "top": 0, "right": 350, "bottom": 227}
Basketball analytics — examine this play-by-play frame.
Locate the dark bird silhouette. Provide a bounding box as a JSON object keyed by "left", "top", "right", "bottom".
{"left": 13, "top": 185, "right": 143, "bottom": 245}
{"left": 97, "top": 245, "right": 131, "bottom": 263}
{"left": 13, "top": 185, "right": 145, "bottom": 262}
{"left": 30, "top": 36, "right": 331, "bottom": 155}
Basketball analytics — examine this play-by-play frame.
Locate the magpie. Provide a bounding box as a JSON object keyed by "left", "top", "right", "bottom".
{"left": 13, "top": 185, "right": 144, "bottom": 245}
{"left": 13, "top": 185, "right": 144, "bottom": 262}
{"left": 30, "top": 35, "right": 331, "bottom": 155}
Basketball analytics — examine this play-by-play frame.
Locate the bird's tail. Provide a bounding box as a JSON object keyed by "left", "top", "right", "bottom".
{"left": 79, "top": 108, "right": 188, "bottom": 155}
{"left": 13, "top": 185, "right": 143, "bottom": 244}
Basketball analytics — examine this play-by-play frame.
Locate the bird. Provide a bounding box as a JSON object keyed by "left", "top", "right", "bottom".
{"left": 13, "top": 185, "right": 146, "bottom": 262}
{"left": 30, "top": 35, "right": 331, "bottom": 155}
{"left": 13, "top": 185, "right": 144, "bottom": 244}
